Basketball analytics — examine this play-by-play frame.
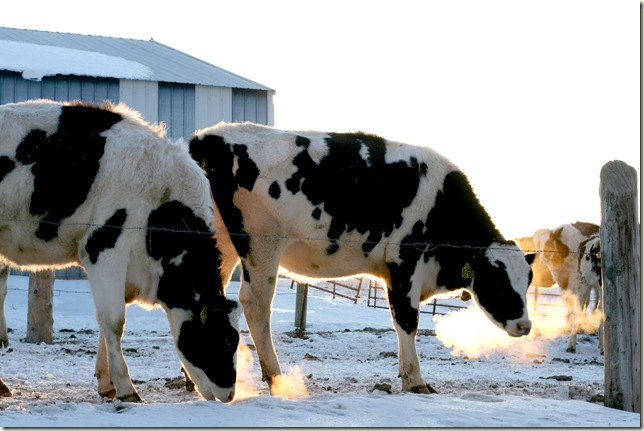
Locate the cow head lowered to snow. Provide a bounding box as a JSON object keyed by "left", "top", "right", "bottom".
{"left": 189, "top": 122, "right": 535, "bottom": 395}
{"left": 0, "top": 100, "right": 239, "bottom": 403}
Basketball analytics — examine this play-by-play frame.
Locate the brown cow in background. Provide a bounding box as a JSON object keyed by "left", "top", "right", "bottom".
{"left": 516, "top": 222, "right": 602, "bottom": 353}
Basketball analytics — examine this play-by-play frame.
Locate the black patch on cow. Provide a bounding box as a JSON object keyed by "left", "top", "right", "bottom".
{"left": 288, "top": 132, "right": 425, "bottom": 256}
{"left": 295, "top": 136, "right": 310, "bottom": 148}
{"left": 0, "top": 156, "right": 15, "bottom": 182}
{"left": 422, "top": 171, "right": 525, "bottom": 325}
{"left": 269, "top": 181, "right": 281, "bottom": 199}
{"left": 15, "top": 104, "right": 122, "bottom": 241}
{"left": 240, "top": 260, "right": 251, "bottom": 284}
{"left": 146, "top": 200, "right": 238, "bottom": 388}
{"left": 85, "top": 209, "right": 127, "bottom": 264}
{"left": 312, "top": 207, "right": 321, "bottom": 220}
{"left": 232, "top": 144, "right": 259, "bottom": 191}
{"left": 189, "top": 135, "right": 251, "bottom": 259}
{"left": 386, "top": 220, "right": 426, "bottom": 334}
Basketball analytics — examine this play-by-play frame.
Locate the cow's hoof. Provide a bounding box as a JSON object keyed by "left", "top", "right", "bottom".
{"left": 117, "top": 392, "right": 143, "bottom": 403}
{"left": 410, "top": 384, "right": 438, "bottom": 394}
{"left": 0, "top": 338, "right": 8, "bottom": 348}
{"left": 0, "top": 384, "right": 11, "bottom": 397}
{"left": 566, "top": 347, "right": 576, "bottom": 354}
{"left": 181, "top": 367, "right": 196, "bottom": 392}
{"left": 99, "top": 388, "right": 117, "bottom": 399}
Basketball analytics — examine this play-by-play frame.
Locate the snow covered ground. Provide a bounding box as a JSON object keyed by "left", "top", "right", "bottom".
{"left": 0, "top": 274, "right": 639, "bottom": 427}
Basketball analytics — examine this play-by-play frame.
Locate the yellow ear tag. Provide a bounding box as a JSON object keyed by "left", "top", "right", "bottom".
{"left": 200, "top": 306, "right": 209, "bottom": 324}
{"left": 461, "top": 262, "right": 475, "bottom": 279}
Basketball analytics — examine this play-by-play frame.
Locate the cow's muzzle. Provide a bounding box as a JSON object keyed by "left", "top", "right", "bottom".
{"left": 506, "top": 319, "right": 532, "bottom": 337}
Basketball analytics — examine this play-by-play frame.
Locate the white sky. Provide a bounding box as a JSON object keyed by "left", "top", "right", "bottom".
{"left": 0, "top": 0, "right": 639, "bottom": 239}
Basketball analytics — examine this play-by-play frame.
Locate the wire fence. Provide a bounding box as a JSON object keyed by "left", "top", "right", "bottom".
{"left": 1, "top": 216, "right": 595, "bottom": 321}
{"left": 0, "top": 217, "right": 598, "bottom": 259}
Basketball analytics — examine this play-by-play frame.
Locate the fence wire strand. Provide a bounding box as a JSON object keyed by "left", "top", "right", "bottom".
{"left": 0, "top": 217, "right": 597, "bottom": 258}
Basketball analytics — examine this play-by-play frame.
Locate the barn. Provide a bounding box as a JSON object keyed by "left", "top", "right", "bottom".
{"left": 0, "top": 26, "right": 274, "bottom": 279}
{"left": 0, "top": 26, "right": 274, "bottom": 141}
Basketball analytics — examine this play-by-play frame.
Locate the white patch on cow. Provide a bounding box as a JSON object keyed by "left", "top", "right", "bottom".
{"left": 232, "top": 155, "right": 240, "bottom": 178}
{"left": 169, "top": 250, "right": 188, "bottom": 267}
{"left": 487, "top": 243, "right": 531, "bottom": 294}
{"left": 359, "top": 142, "right": 372, "bottom": 167}
{"left": 483, "top": 242, "right": 532, "bottom": 336}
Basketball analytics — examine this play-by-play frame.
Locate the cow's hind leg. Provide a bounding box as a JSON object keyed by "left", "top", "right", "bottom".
{"left": 237, "top": 255, "right": 283, "bottom": 394}
{"left": 0, "top": 265, "right": 9, "bottom": 348}
{"left": 387, "top": 282, "right": 435, "bottom": 394}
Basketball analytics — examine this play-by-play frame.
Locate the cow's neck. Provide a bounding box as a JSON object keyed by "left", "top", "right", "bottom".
{"left": 422, "top": 170, "right": 505, "bottom": 292}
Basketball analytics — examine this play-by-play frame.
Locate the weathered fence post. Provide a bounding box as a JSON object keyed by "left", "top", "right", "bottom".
{"left": 26, "top": 270, "right": 55, "bottom": 344}
{"left": 599, "top": 160, "right": 640, "bottom": 413}
{"left": 294, "top": 282, "right": 308, "bottom": 335}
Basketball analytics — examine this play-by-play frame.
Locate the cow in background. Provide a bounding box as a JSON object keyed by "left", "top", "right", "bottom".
{"left": 516, "top": 222, "right": 602, "bottom": 353}
{"left": 0, "top": 100, "right": 239, "bottom": 402}
{"left": 190, "top": 122, "right": 535, "bottom": 395}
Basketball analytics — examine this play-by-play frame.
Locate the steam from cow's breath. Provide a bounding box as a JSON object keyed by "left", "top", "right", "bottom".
{"left": 434, "top": 297, "right": 603, "bottom": 360}
{"left": 233, "top": 342, "right": 309, "bottom": 401}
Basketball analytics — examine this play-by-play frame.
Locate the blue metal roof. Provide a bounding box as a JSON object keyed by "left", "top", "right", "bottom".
{"left": 0, "top": 27, "right": 272, "bottom": 91}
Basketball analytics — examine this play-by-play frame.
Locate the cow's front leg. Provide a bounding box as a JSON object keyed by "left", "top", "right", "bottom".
{"left": 95, "top": 305, "right": 141, "bottom": 402}
{"left": 95, "top": 329, "right": 115, "bottom": 398}
{"left": 237, "top": 259, "right": 282, "bottom": 393}
{"left": 85, "top": 261, "right": 141, "bottom": 402}
{"left": 388, "top": 283, "right": 436, "bottom": 394}
{"left": 0, "top": 265, "right": 9, "bottom": 348}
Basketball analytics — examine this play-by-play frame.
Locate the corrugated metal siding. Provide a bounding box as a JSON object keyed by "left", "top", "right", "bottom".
{"left": 158, "top": 82, "right": 196, "bottom": 139}
{"left": 0, "top": 70, "right": 119, "bottom": 104}
{"left": 0, "top": 27, "right": 272, "bottom": 91}
{"left": 119, "top": 79, "right": 159, "bottom": 124}
{"left": 195, "top": 85, "right": 233, "bottom": 130}
{"left": 232, "top": 89, "right": 268, "bottom": 124}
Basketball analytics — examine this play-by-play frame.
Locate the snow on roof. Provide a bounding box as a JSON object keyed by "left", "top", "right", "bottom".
{"left": 0, "top": 40, "right": 153, "bottom": 81}
{"left": 0, "top": 27, "right": 272, "bottom": 90}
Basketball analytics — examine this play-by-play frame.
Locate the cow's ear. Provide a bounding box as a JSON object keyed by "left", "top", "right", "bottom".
{"left": 525, "top": 253, "right": 536, "bottom": 266}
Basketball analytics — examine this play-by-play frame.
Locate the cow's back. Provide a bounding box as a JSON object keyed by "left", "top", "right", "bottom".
{"left": 192, "top": 122, "right": 458, "bottom": 281}
{"left": 0, "top": 100, "right": 211, "bottom": 273}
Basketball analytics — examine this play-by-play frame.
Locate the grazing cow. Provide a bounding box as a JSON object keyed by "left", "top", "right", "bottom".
{"left": 517, "top": 222, "right": 602, "bottom": 353}
{"left": 189, "top": 122, "right": 535, "bottom": 394}
{"left": 0, "top": 100, "right": 240, "bottom": 402}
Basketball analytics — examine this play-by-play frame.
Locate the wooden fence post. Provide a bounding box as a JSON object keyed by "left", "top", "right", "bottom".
{"left": 26, "top": 270, "right": 55, "bottom": 344}
{"left": 599, "top": 160, "right": 640, "bottom": 413}
{"left": 294, "top": 282, "right": 308, "bottom": 335}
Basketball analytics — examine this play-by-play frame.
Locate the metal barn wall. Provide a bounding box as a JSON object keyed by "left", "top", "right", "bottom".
{"left": 158, "top": 82, "right": 196, "bottom": 140}
{"left": 232, "top": 88, "right": 270, "bottom": 124}
{"left": 119, "top": 79, "right": 159, "bottom": 124}
{"left": 0, "top": 71, "right": 119, "bottom": 105}
{"left": 195, "top": 85, "right": 233, "bottom": 130}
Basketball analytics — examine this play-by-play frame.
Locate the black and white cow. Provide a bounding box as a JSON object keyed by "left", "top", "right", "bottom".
{"left": 0, "top": 100, "right": 240, "bottom": 402}
{"left": 189, "top": 122, "right": 535, "bottom": 394}
{"left": 517, "top": 222, "right": 602, "bottom": 353}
